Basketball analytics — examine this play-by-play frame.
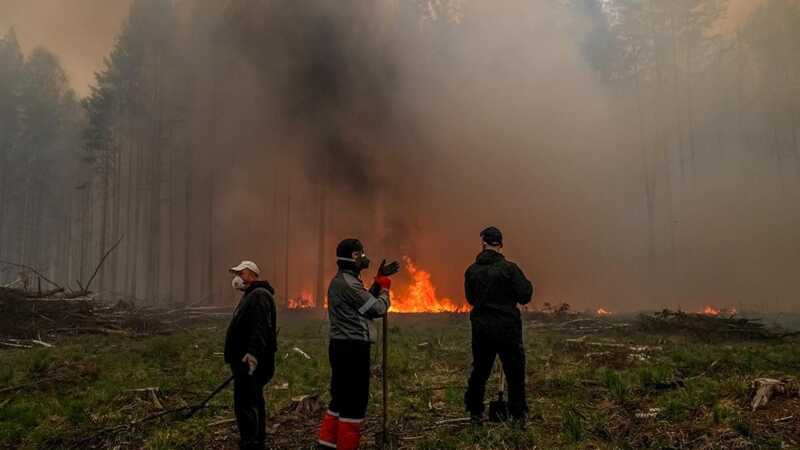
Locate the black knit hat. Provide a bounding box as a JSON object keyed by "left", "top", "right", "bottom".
{"left": 336, "top": 238, "right": 364, "bottom": 258}
{"left": 480, "top": 226, "right": 503, "bottom": 246}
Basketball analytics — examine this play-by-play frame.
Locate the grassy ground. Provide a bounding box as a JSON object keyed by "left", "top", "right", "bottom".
{"left": 1, "top": 313, "right": 799, "bottom": 449}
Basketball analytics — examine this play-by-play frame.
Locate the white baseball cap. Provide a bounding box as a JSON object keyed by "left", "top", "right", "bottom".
{"left": 229, "top": 260, "right": 260, "bottom": 276}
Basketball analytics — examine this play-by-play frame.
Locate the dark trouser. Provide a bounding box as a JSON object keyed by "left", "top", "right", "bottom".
{"left": 464, "top": 321, "right": 527, "bottom": 419}
{"left": 231, "top": 355, "right": 274, "bottom": 450}
{"left": 328, "top": 338, "right": 371, "bottom": 420}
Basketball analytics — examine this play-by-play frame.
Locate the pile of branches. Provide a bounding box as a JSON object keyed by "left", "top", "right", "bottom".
{"left": 0, "top": 286, "right": 233, "bottom": 341}
{"left": 636, "top": 309, "right": 800, "bottom": 340}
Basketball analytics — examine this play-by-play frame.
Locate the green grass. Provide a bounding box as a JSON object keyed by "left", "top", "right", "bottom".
{"left": 1, "top": 314, "right": 798, "bottom": 449}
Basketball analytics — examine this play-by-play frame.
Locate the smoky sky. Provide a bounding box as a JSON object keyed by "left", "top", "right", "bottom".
{"left": 4, "top": 0, "right": 798, "bottom": 314}
{"left": 0, "top": 0, "right": 133, "bottom": 96}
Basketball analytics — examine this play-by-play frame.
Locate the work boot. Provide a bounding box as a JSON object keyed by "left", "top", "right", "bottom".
{"left": 337, "top": 418, "right": 363, "bottom": 450}
{"left": 317, "top": 410, "right": 339, "bottom": 449}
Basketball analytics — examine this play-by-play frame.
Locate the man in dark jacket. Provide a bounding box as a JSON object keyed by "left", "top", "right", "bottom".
{"left": 317, "top": 239, "right": 398, "bottom": 450}
{"left": 224, "top": 260, "right": 277, "bottom": 450}
{"left": 464, "top": 227, "right": 534, "bottom": 424}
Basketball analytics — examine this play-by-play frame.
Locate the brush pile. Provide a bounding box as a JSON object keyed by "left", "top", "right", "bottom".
{"left": 0, "top": 287, "right": 233, "bottom": 342}
{"left": 636, "top": 309, "right": 799, "bottom": 340}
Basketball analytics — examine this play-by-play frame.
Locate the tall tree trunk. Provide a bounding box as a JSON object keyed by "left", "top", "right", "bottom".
{"left": 183, "top": 146, "right": 193, "bottom": 304}
{"left": 206, "top": 172, "right": 215, "bottom": 304}
{"left": 110, "top": 146, "right": 122, "bottom": 294}
{"left": 316, "top": 183, "right": 327, "bottom": 310}
{"left": 635, "top": 72, "right": 656, "bottom": 298}
{"left": 669, "top": 4, "right": 686, "bottom": 181}
{"left": 0, "top": 145, "right": 7, "bottom": 262}
{"left": 98, "top": 153, "right": 110, "bottom": 292}
{"left": 167, "top": 140, "right": 176, "bottom": 304}
{"left": 284, "top": 190, "right": 291, "bottom": 308}
{"left": 130, "top": 143, "right": 144, "bottom": 299}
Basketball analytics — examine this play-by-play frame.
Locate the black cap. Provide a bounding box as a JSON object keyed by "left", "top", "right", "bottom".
{"left": 480, "top": 226, "right": 503, "bottom": 246}
{"left": 336, "top": 238, "right": 364, "bottom": 258}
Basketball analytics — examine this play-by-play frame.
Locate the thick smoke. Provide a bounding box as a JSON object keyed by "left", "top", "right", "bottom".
{"left": 204, "top": 0, "right": 636, "bottom": 307}
{"left": 4, "top": 0, "right": 798, "bottom": 314}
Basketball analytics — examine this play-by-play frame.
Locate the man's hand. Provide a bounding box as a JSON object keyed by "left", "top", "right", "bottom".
{"left": 378, "top": 259, "right": 400, "bottom": 277}
{"left": 242, "top": 353, "right": 258, "bottom": 375}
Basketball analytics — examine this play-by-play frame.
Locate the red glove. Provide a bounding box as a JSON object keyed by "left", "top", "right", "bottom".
{"left": 375, "top": 275, "right": 391, "bottom": 291}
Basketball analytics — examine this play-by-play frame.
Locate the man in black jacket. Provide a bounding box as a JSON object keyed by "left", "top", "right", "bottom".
{"left": 224, "top": 260, "right": 277, "bottom": 450}
{"left": 464, "top": 227, "right": 534, "bottom": 424}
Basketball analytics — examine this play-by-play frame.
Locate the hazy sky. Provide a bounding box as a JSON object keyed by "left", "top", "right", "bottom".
{"left": 0, "top": 0, "right": 763, "bottom": 97}
{"left": 0, "top": 0, "right": 132, "bottom": 95}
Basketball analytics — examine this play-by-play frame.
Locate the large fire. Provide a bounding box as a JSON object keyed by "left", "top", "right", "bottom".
{"left": 596, "top": 308, "right": 612, "bottom": 316}
{"left": 389, "top": 257, "right": 469, "bottom": 313}
{"left": 284, "top": 258, "right": 469, "bottom": 313}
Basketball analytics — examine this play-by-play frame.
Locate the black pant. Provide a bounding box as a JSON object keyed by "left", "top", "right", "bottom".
{"left": 464, "top": 322, "right": 527, "bottom": 418}
{"left": 328, "top": 339, "right": 371, "bottom": 420}
{"left": 232, "top": 356, "right": 274, "bottom": 450}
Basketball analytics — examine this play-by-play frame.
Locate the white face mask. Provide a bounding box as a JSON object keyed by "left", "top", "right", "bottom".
{"left": 231, "top": 275, "right": 247, "bottom": 291}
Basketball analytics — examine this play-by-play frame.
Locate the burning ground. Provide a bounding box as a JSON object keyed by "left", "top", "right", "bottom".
{"left": 1, "top": 310, "right": 799, "bottom": 450}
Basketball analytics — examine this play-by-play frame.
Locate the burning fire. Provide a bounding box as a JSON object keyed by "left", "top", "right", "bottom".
{"left": 284, "top": 259, "right": 468, "bottom": 313}
{"left": 596, "top": 308, "right": 612, "bottom": 316}
{"left": 389, "top": 257, "right": 469, "bottom": 313}
{"left": 700, "top": 306, "right": 737, "bottom": 317}
{"left": 287, "top": 291, "right": 315, "bottom": 309}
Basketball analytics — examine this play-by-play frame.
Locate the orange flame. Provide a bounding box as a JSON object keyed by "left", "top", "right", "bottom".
{"left": 389, "top": 257, "right": 469, "bottom": 313}
{"left": 700, "top": 306, "right": 737, "bottom": 317}
{"left": 596, "top": 308, "right": 611, "bottom": 316}
{"left": 288, "top": 291, "right": 315, "bottom": 309}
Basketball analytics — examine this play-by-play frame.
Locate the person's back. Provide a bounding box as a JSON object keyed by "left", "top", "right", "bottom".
{"left": 465, "top": 248, "right": 532, "bottom": 327}
{"left": 463, "top": 227, "right": 534, "bottom": 425}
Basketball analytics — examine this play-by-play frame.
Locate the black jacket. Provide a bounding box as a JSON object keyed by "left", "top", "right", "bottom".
{"left": 224, "top": 281, "right": 277, "bottom": 364}
{"left": 465, "top": 250, "right": 534, "bottom": 327}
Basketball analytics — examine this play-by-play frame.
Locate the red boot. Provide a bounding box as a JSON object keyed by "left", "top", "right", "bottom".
{"left": 337, "top": 418, "right": 363, "bottom": 450}
{"left": 317, "top": 410, "right": 339, "bottom": 448}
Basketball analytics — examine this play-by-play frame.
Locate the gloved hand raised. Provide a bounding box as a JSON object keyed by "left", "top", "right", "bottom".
{"left": 377, "top": 259, "right": 400, "bottom": 277}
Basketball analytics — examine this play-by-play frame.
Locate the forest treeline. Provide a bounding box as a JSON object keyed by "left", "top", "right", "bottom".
{"left": 0, "top": 0, "right": 798, "bottom": 309}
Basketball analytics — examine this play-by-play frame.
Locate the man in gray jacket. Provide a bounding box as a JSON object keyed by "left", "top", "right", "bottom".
{"left": 317, "top": 238, "right": 398, "bottom": 450}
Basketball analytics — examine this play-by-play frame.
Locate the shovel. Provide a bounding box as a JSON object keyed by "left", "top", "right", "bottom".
{"left": 488, "top": 363, "right": 509, "bottom": 422}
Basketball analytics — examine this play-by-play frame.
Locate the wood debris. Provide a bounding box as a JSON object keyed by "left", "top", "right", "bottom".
{"left": 0, "top": 286, "right": 233, "bottom": 342}
{"left": 751, "top": 378, "right": 800, "bottom": 411}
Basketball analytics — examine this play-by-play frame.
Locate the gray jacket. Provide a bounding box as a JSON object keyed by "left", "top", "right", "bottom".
{"left": 328, "top": 269, "right": 390, "bottom": 342}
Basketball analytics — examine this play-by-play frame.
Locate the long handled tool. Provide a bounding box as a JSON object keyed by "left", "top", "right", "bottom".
{"left": 488, "top": 363, "right": 509, "bottom": 422}
{"left": 381, "top": 311, "right": 389, "bottom": 448}
{"left": 183, "top": 374, "right": 235, "bottom": 419}
{"left": 78, "top": 374, "right": 235, "bottom": 446}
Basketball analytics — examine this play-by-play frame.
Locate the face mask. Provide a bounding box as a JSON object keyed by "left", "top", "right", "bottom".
{"left": 337, "top": 253, "right": 371, "bottom": 270}
{"left": 231, "top": 275, "right": 246, "bottom": 291}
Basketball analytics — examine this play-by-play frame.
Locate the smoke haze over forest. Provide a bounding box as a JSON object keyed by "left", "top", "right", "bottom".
{"left": 0, "top": 0, "right": 798, "bottom": 314}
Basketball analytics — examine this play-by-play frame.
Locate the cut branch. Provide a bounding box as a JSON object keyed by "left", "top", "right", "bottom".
{"left": 0, "top": 260, "right": 63, "bottom": 290}
{"left": 82, "top": 235, "right": 124, "bottom": 294}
